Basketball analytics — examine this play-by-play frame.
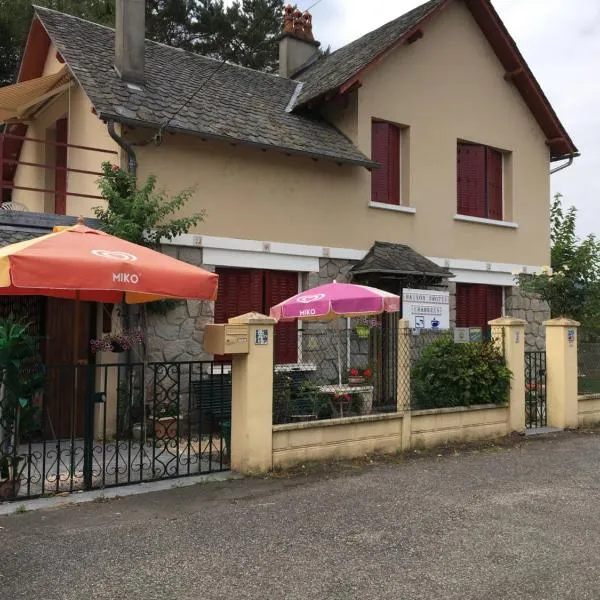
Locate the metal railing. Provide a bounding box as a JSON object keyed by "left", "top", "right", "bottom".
{"left": 0, "top": 128, "right": 117, "bottom": 208}
{"left": 0, "top": 360, "right": 231, "bottom": 501}
{"left": 525, "top": 351, "right": 547, "bottom": 428}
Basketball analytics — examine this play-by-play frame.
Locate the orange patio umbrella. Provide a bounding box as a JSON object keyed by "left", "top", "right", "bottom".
{"left": 0, "top": 219, "right": 218, "bottom": 360}
{"left": 0, "top": 220, "right": 217, "bottom": 303}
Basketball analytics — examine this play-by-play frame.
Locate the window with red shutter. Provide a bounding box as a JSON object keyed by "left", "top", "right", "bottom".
{"left": 456, "top": 283, "right": 503, "bottom": 337}
{"left": 371, "top": 121, "right": 400, "bottom": 205}
{"left": 457, "top": 142, "right": 504, "bottom": 220}
{"left": 265, "top": 270, "right": 298, "bottom": 364}
{"left": 214, "top": 267, "right": 299, "bottom": 364}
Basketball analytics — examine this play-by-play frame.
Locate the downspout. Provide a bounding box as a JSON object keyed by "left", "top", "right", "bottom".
{"left": 106, "top": 120, "right": 137, "bottom": 176}
{"left": 550, "top": 155, "right": 574, "bottom": 175}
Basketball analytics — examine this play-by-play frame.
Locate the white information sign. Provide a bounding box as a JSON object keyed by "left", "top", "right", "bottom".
{"left": 402, "top": 289, "right": 450, "bottom": 330}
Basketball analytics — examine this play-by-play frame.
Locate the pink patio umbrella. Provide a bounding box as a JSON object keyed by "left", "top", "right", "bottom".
{"left": 270, "top": 281, "right": 400, "bottom": 388}
{"left": 269, "top": 281, "right": 400, "bottom": 322}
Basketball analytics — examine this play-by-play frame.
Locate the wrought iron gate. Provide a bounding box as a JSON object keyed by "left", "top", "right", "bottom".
{"left": 525, "top": 351, "right": 546, "bottom": 428}
{"left": 0, "top": 360, "right": 231, "bottom": 501}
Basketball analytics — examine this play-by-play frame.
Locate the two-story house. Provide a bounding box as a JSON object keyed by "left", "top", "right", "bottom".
{"left": 0, "top": 0, "right": 577, "bottom": 363}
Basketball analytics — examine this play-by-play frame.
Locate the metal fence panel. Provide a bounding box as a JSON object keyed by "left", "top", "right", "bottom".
{"left": 0, "top": 360, "right": 231, "bottom": 501}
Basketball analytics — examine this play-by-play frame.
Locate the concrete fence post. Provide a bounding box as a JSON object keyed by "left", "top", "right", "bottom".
{"left": 228, "top": 312, "right": 276, "bottom": 474}
{"left": 397, "top": 319, "right": 412, "bottom": 450}
{"left": 544, "top": 318, "right": 580, "bottom": 429}
{"left": 489, "top": 317, "right": 526, "bottom": 433}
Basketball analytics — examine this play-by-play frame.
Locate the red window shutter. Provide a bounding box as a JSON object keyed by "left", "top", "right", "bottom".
{"left": 486, "top": 147, "right": 503, "bottom": 221}
{"left": 486, "top": 285, "right": 503, "bottom": 323}
{"left": 456, "top": 284, "right": 503, "bottom": 335}
{"left": 214, "top": 268, "right": 264, "bottom": 360}
{"left": 215, "top": 268, "right": 263, "bottom": 324}
{"left": 266, "top": 270, "right": 298, "bottom": 364}
{"left": 371, "top": 122, "right": 400, "bottom": 205}
{"left": 457, "top": 143, "right": 485, "bottom": 218}
{"left": 54, "top": 118, "right": 68, "bottom": 215}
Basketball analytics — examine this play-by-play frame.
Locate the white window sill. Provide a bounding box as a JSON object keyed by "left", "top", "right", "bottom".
{"left": 454, "top": 214, "right": 518, "bottom": 229}
{"left": 369, "top": 202, "right": 416, "bottom": 214}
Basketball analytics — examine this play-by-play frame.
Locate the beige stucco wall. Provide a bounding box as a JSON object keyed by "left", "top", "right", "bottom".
{"left": 272, "top": 413, "right": 405, "bottom": 468}
{"left": 352, "top": 0, "right": 551, "bottom": 265}
{"left": 15, "top": 1, "right": 551, "bottom": 267}
{"left": 578, "top": 396, "right": 600, "bottom": 427}
{"left": 66, "top": 85, "right": 118, "bottom": 216}
{"left": 272, "top": 403, "right": 510, "bottom": 468}
{"left": 410, "top": 405, "right": 509, "bottom": 449}
{"left": 130, "top": 0, "right": 550, "bottom": 266}
{"left": 11, "top": 43, "right": 119, "bottom": 214}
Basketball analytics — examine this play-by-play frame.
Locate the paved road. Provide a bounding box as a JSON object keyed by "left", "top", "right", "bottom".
{"left": 3, "top": 432, "right": 600, "bottom": 600}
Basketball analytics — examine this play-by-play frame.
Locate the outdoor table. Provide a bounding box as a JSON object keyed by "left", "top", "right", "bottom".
{"left": 318, "top": 384, "right": 374, "bottom": 417}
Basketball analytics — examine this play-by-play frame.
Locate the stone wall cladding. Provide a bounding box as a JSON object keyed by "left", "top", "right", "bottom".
{"left": 145, "top": 245, "right": 215, "bottom": 362}
{"left": 504, "top": 287, "right": 550, "bottom": 350}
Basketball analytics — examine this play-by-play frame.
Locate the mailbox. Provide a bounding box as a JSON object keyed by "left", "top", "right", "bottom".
{"left": 204, "top": 324, "right": 250, "bottom": 355}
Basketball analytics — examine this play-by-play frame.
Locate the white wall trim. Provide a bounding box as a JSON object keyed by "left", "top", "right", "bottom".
{"left": 454, "top": 214, "right": 519, "bottom": 229}
{"left": 165, "top": 233, "right": 543, "bottom": 284}
{"left": 368, "top": 202, "right": 416, "bottom": 214}
{"left": 202, "top": 248, "right": 319, "bottom": 273}
{"left": 165, "top": 233, "right": 366, "bottom": 262}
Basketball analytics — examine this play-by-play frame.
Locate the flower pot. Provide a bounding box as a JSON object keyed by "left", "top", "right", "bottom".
{"left": 348, "top": 376, "right": 365, "bottom": 386}
{"left": 149, "top": 415, "right": 179, "bottom": 439}
{"left": 355, "top": 325, "right": 370, "bottom": 339}
{"left": 0, "top": 478, "right": 20, "bottom": 499}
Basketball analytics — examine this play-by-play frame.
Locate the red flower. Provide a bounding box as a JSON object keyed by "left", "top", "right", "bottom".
{"left": 111, "top": 164, "right": 121, "bottom": 172}
{"left": 344, "top": 394, "right": 351, "bottom": 401}
{"left": 363, "top": 368, "right": 373, "bottom": 378}
{"left": 349, "top": 368, "right": 359, "bottom": 377}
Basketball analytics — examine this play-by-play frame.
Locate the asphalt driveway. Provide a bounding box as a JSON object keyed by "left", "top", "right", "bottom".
{"left": 3, "top": 431, "right": 600, "bottom": 600}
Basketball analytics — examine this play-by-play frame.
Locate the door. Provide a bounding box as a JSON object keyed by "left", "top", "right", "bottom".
{"left": 43, "top": 298, "right": 94, "bottom": 439}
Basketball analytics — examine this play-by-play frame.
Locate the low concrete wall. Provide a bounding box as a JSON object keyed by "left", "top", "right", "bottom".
{"left": 410, "top": 404, "right": 509, "bottom": 448}
{"left": 578, "top": 395, "right": 600, "bottom": 427}
{"left": 273, "top": 413, "right": 404, "bottom": 469}
{"left": 272, "top": 404, "right": 510, "bottom": 468}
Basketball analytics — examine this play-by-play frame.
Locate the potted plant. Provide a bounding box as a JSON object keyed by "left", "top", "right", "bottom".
{"left": 354, "top": 317, "right": 379, "bottom": 339}
{"left": 347, "top": 367, "right": 373, "bottom": 386}
{"left": 291, "top": 381, "right": 321, "bottom": 421}
{"left": 148, "top": 401, "right": 181, "bottom": 439}
{"left": 90, "top": 329, "right": 144, "bottom": 353}
{"left": 0, "top": 454, "right": 26, "bottom": 499}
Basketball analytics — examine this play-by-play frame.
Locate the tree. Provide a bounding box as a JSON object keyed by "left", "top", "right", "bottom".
{"left": 190, "top": 0, "right": 284, "bottom": 72}
{"left": 517, "top": 193, "right": 600, "bottom": 327}
{"left": 93, "top": 162, "right": 205, "bottom": 248}
{"left": 0, "top": 0, "right": 286, "bottom": 85}
{"left": 0, "top": 0, "right": 115, "bottom": 85}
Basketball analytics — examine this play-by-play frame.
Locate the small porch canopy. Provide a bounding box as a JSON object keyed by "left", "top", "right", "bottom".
{"left": 0, "top": 66, "right": 71, "bottom": 123}
{"left": 350, "top": 241, "right": 453, "bottom": 294}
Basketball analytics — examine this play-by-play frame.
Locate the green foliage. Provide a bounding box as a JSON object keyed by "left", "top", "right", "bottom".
{"left": 517, "top": 194, "right": 600, "bottom": 326}
{"left": 189, "top": 0, "right": 284, "bottom": 73}
{"left": 411, "top": 336, "right": 512, "bottom": 410}
{"left": 0, "top": 0, "right": 289, "bottom": 85}
{"left": 94, "top": 162, "right": 205, "bottom": 247}
{"left": 0, "top": 316, "right": 44, "bottom": 478}
{"left": 0, "top": 0, "right": 115, "bottom": 85}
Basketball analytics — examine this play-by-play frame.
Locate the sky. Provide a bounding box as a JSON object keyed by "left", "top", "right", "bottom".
{"left": 302, "top": 0, "right": 600, "bottom": 237}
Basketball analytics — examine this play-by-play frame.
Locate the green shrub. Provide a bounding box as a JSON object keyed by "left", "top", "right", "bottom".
{"left": 411, "top": 336, "right": 512, "bottom": 410}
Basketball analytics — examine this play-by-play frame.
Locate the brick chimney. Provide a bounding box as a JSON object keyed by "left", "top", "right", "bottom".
{"left": 279, "top": 5, "right": 320, "bottom": 78}
{"left": 115, "top": 0, "right": 145, "bottom": 85}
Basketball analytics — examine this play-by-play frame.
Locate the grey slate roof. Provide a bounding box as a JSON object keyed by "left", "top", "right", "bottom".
{"left": 294, "top": 0, "right": 441, "bottom": 107}
{"left": 350, "top": 241, "right": 452, "bottom": 278}
{"left": 33, "top": 6, "right": 375, "bottom": 168}
{"left": 0, "top": 212, "right": 100, "bottom": 247}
